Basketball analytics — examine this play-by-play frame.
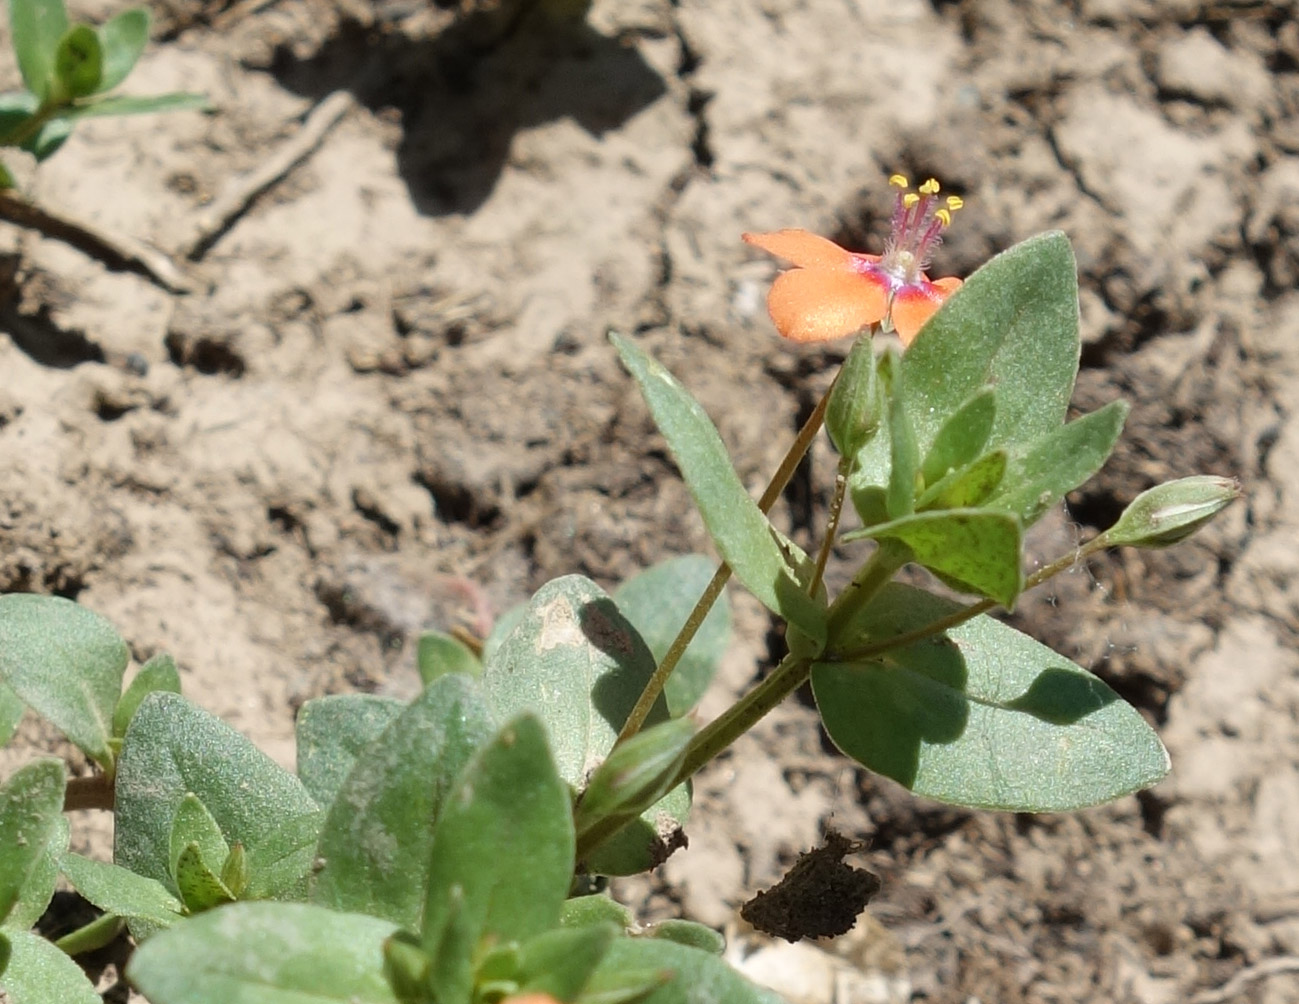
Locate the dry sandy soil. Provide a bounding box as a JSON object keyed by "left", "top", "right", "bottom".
{"left": 2, "top": 0, "right": 1297, "bottom": 1000}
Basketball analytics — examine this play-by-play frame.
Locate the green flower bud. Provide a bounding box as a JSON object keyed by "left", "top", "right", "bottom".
{"left": 825, "top": 336, "right": 882, "bottom": 458}
{"left": 574, "top": 719, "right": 694, "bottom": 833}
{"left": 1101, "top": 476, "right": 1240, "bottom": 549}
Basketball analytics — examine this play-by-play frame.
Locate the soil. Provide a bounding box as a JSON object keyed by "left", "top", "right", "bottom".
{"left": 0, "top": 0, "right": 1296, "bottom": 1000}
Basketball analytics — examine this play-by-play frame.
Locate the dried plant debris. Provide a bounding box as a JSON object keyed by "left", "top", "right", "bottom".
{"left": 740, "top": 830, "right": 880, "bottom": 943}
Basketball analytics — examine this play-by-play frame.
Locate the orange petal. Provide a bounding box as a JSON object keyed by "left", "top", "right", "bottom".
{"left": 742, "top": 229, "right": 863, "bottom": 271}
{"left": 766, "top": 268, "right": 888, "bottom": 343}
{"left": 891, "top": 278, "right": 962, "bottom": 347}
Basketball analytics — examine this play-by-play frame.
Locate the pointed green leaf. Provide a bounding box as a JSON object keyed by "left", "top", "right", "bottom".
{"left": 59, "top": 854, "right": 183, "bottom": 929}
{"left": 311, "top": 675, "right": 494, "bottom": 928}
{"left": 416, "top": 630, "right": 481, "bottom": 685}
{"left": 812, "top": 583, "right": 1168, "bottom": 811}
{"left": 53, "top": 25, "right": 101, "bottom": 99}
{"left": 49, "top": 91, "right": 208, "bottom": 120}
{"left": 115, "top": 693, "right": 318, "bottom": 899}
{"left": 645, "top": 920, "right": 725, "bottom": 955}
{"left": 483, "top": 575, "right": 665, "bottom": 785}
{"left": 904, "top": 231, "right": 1081, "bottom": 452}
{"left": 986, "top": 400, "right": 1128, "bottom": 526}
{"left": 588, "top": 938, "right": 787, "bottom": 1004}
{"left": 516, "top": 924, "right": 617, "bottom": 1000}
{"left": 920, "top": 388, "right": 997, "bottom": 487}
{"left": 113, "top": 653, "right": 181, "bottom": 739}
{"left": 6, "top": 0, "right": 70, "bottom": 99}
{"left": 611, "top": 333, "right": 827, "bottom": 646}
{"left": 126, "top": 902, "right": 400, "bottom": 1004}
{"left": 421, "top": 716, "right": 574, "bottom": 954}
{"left": 0, "top": 929, "right": 99, "bottom": 1004}
{"left": 842, "top": 509, "right": 1023, "bottom": 608}
{"left": 4, "top": 814, "right": 66, "bottom": 932}
{"left": 20, "top": 117, "right": 70, "bottom": 161}
{"left": 95, "top": 7, "right": 148, "bottom": 93}
{"left": 174, "top": 843, "right": 234, "bottom": 912}
{"left": 917, "top": 450, "right": 1007, "bottom": 511}
{"left": 0, "top": 595, "right": 128, "bottom": 769}
{"left": 168, "top": 794, "right": 228, "bottom": 884}
{"left": 613, "top": 555, "right": 730, "bottom": 717}
{"left": 883, "top": 350, "right": 918, "bottom": 519}
{"left": 295, "top": 693, "right": 405, "bottom": 807}
{"left": 483, "top": 602, "right": 527, "bottom": 666}
{"left": 576, "top": 718, "right": 693, "bottom": 833}
{"left": 582, "top": 781, "right": 691, "bottom": 878}
{"left": 0, "top": 759, "right": 65, "bottom": 926}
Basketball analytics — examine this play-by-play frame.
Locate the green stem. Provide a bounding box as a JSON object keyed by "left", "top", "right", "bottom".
{"left": 808, "top": 454, "right": 853, "bottom": 599}
{"left": 55, "top": 913, "right": 125, "bottom": 956}
{"left": 824, "top": 534, "right": 1110, "bottom": 663}
{"left": 615, "top": 380, "right": 834, "bottom": 745}
{"left": 823, "top": 537, "right": 910, "bottom": 643}
{"left": 668, "top": 651, "right": 812, "bottom": 790}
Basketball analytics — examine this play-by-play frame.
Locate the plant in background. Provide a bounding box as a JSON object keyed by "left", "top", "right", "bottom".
{"left": 0, "top": 177, "right": 1237, "bottom": 1003}
{"left": 0, "top": 0, "right": 206, "bottom": 187}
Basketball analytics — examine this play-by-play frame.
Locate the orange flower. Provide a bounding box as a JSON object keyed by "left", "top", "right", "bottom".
{"left": 743, "top": 176, "right": 964, "bottom": 347}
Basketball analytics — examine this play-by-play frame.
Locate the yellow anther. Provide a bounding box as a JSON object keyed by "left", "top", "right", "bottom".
{"left": 919, "top": 178, "right": 940, "bottom": 195}
{"left": 889, "top": 173, "right": 909, "bottom": 188}
{"left": 946, "top": 195, "right": 964, "bottom": 212}
{"left": 935, "top": 208, "right": 952, "bottom": 226}
{"left": 903, "top": 193, "right": 920, "bottom": 208}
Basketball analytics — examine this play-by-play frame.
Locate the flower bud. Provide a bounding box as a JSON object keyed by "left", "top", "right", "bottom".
{"left": 574, "top": 719, "right": 694, "bottom": 833}
{"left": 825, "top": 336, "right": 882, "bottom": 458}
{"left": 1101, "top": 476, "right": 1239, "bottom": 549}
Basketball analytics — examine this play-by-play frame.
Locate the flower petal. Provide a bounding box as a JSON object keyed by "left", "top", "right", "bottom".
{"left": 891, "top": 277, "right": 961, "bottom": 346}
{"left": 766, "top": 268, "right": 888, "bottom": 343}
{"left": 743, "top": 230, "right": 863, "bottom": 271}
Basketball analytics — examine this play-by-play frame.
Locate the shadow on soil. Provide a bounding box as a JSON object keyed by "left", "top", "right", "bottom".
{"left": 270, "top": 10, "right": 667, "bottom": 215}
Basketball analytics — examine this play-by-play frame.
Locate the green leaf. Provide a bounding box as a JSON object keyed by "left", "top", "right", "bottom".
{"left": 917, "top": 450, "right": 1007, "bottom": 511}
{"left": 49, "top": 91, "right": 208, "bottom": 120}
{"left": 985, "top": 401, "right": 1128, "bottom": 527}
{"left": 416, "top": 631, "right": 481, "bottom": 685}
{"left": 311, "top": 675, "right": 494, "bottom": 929}
{"left": 560, "top": 894, "right": 633, "bottom": 930}
{"left": 21, "top": 118, "right": 70, "bottom": 161}
{"left": 114, "top": 693, "right": 318, "bottom": 899}
{"left": 59, "top": 853, "right": 183, "bottom": 929}
{"left": 1101, "top": 475, "right": 1241, "bottom": 549}
{"left": 575, "top": 718, "right": 693, "bottom": 834}
{"left": 94, "top": 7, "right": 148, "bottom": 93}
{"left": 5, "top": 815, "right": 66, "bottom": 932}
{"left": 421, "top": 716, "right": 574, "bottom": 958}
{"left": 126, "top": 902, "right": 400, "bottom": 1004}
{"left": 645, "top": 920, "right": 725, "bottom": 955}
{"left": 611, "top": 333, "right": 827, "bottom": 647}
{"left": 243, "top": 809, "right": 323, "bottom": 901}
{"left": 919, "top": 388, "right": 997, "bottom": 487}
{"left": 812, "top": 583, "right": 1169, "bottom": 811}
{"left": 612, "top": 555, "right": 731, "bottom": 717}
{"left": 0, "top": 160, "right": 14, "bottom": 189}
{"left": 6, "top": 0, "right": 70, "bottom": 99}
{"left": 0, "top": 681, "right": 23, "bottom": 747}
{"left": 113, "top": 653, "right": 181, "bottom": 739}
{"left": 482, "top": 603, "right": 526, "bottom": 666}
{"left": 516, "top": 924, "right": 617, "bottom": 1000}
{"left": 587, "top": 938, "right": 787, "bottom": 1004}
{"left": 222, "top": 843, "right": 249, "bottom": 900}
{"left": 168, "top": 794, "right": 229, "bottom": 886}
{"left": 295, "top": 693, "right": 405, "bottom": 807}
{"left": 0, "top": 928, "right": 99, "bottom": 1004}
{"left": 174, "top": 843, "right": 234, "bottom": 912}
{"left": 583, "top": 782, "right": 690, "bottom": 878}
{"left": 882, "top": 350, "right": 918, "bottom": 520}
{"left": 904, "top": 231, "right": 1081, "bottom": 453}
{"left": 842, "top": 510, "right": 1023, "bottom": 608}
{"left": 53, "top": 25, "right": 101, "bottom": 99}
{"left": 0, "top": 595, "right": 129, "bottom": 769}
{"left": 483, "top": 575, "right": 664, "bottom": 786}
{"left": 0, "top": 759, "right": 65, "bottom": 926}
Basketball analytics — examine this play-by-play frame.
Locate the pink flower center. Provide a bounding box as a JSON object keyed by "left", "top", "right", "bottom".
{"left": 863, "top": 175, "right": 963, "bottom": 291}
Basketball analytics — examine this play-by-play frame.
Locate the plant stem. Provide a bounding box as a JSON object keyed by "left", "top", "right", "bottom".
{"left": 823, "top": 537, "right": 910, "bottom": 643}
{"left": 55, "top": 913, "right": 125, "bottom": 956}
{"left": 64, "top": 775, "right": 114, "bottom": 811}
{"left": 809, "top": 454, "right": 853, "bottom": 599}
{"left": 824, "top": 534, "right": 1110, "bottom": 663}
{"left": 614, "top": 381, "right": 834, "bottom": 744}
{"left": 668, "top": 651, "right": 812, "bottom": 790}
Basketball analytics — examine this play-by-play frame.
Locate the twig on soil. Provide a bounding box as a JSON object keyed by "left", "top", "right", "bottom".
{"left": 210, "top": 0, "right": 282, "bottom": 30}
{"left": 1189, "top": 956, "right": 1299, "bottom": 1004}
{"left": 0, "top": 191, "right": 194, "bottom": 293}
{"left": 181, "top": 90, "right": 354, "bottom": 261}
